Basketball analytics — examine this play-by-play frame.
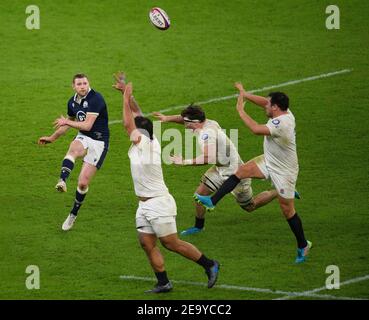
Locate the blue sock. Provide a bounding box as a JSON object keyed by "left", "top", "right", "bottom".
{"left": 70, "top": 187, "right": 88, "bottom": 216}
{"left": 60, "top": 157, "right": 75, "bottom": 181}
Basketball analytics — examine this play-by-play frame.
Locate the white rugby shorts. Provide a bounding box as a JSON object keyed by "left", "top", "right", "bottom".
{"left": 253, "top": 154, "right": 297, "bottom": 199}
{"left": 75, "top": 133, "right": 108, "bottom": 169}
{"left": 135, "top": 194, "right": 177, "bottom": 238}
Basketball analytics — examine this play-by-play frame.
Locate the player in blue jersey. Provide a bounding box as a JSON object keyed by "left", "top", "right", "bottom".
{"left": 38, "top": 74, "right": 109, "bottom": 231}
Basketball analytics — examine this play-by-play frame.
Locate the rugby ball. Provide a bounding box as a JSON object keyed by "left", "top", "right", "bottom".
{"left": 149, "top": 7, "right": 170, "bottom": 30}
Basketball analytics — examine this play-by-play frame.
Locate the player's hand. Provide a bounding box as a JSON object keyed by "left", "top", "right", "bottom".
{"left": 38, "top": 136, "right": 54, "bottom": 145}
{"left": 234, "top": 82, "right": 246, "bottom": 96}
{"left": 53, "top": 115, "right": 69, "bottom": 129}
{"left": 152, "top": 112, "right": 168, "bottom": 122}
{"left": 112, "top": 71, "right": 126, "bottom": 93}
{"left": 169, "top": 155, "right": 184, "bottom": 165}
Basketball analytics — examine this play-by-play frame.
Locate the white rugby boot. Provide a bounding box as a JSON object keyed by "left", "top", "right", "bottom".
{"left": 62, "top": 214, "right": 77, "bottom": 231}
{"left": 55, "top": 179, "right": 67, "bottom": 192}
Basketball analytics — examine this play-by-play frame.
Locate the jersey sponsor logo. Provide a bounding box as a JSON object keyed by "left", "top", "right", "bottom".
{"left": 272, "top": 119, "right": 280, "bottom": 125}
{"left": 76, "top": 111, "right": 87, "bottom": 122}
{"left": 94, "top": 132, "right": 103, "bottom": 140}
{"left": 201, "top": 133, "right": 209, "bottom": 140}
{"left": 83, "top": 101, "right": 88, "bottom": 108}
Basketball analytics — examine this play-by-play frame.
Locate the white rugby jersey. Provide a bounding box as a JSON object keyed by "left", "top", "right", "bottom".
{"left": 128, "top": 134, "right": 169, "bottom": 197}
{"left": 264, "top": 109, "right": 299, "bottom": 176}
{"left": 197, "top": 119, "right": 243, "bottom": 176}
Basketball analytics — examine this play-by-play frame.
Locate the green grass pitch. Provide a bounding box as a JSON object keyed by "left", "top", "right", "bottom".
{"left": 0, "top": 0, "right": 368, "bottom": 300}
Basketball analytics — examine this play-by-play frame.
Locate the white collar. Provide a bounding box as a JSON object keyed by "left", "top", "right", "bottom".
{"left": 74, "top": 87, "right": 91, "bottom": 102}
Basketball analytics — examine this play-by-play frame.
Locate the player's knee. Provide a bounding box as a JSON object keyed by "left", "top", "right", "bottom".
{"left": 283, "top": 210, "right": 295, "bottom": 219}
{"left": 139, "top": 237, "right": 154, "bottom": 252}
{"left": 242, "top": 204, "right": 255, "bottom": 212}
{"left": 68, "top": 150, "right": 79, "bottom": 158}
{"left": 279, "top": 203, "right": 295, "bottom": 219}
{"left": 140, "top": 241, "right": 151, "bottom": 252}
{"left": 160, "top": 238, "right": 177, "bottom": 252}
{"left": 240, "top": 199, "right": 255, "bottom": 212}
{"left": 161, "top": 240, "right": 173, "bottom": 251}
{"left": 68, "top": 142, "right": 84, "bottom": 158}
{"left": 78, "top": 178, "right": 89, "bottom": 191}
{"left": 195, "top": 188, "right": 212, "bottom": 197}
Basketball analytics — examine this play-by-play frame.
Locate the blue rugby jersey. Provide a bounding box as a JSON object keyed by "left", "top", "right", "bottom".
{"left": 67, "top": 89, "right": 109, "bottom": 144}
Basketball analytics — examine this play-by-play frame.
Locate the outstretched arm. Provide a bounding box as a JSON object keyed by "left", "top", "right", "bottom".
{"left": 122, "top": 83, "right": 139, "bottom": 141}
{"left": 112, "top": 73, "right": 140, "bottom": 142}
{"left": 112, "top": 72, "right": 183, "bottom": 123}
{"left": 153, "top": 112, "right": 184, "bottom": 124}
{"left": 38, "top": 116, "right": 74, "bottom": 145}
{"left": 113, "top": 71, "right": 143, "bottom": 117}
{"left": 236, "top": 94, "right": 271, "bottom": 136}
{"left": 129, "top": 95, "right": 143, "bottom": 117}
{"left": 235, "top": 82, "right": 269, "bottom": 109}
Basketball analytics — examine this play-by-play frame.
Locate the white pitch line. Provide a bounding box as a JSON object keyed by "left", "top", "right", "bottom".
{"left": 109, "top": 68, "right": 352, "bottom": 125}
{"left": 275, "top": 274, "right": 369, "bottom": 300}
{"left": 119, "top": 274, "right": 366, "bottom": 300}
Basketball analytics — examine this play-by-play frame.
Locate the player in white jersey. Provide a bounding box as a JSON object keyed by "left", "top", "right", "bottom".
{"left": 195, "top": 83, "right": 312, "bottom": 264}
{"left": 113, "top": 73, "right": 219, "bottom": 293}
{"left": 154, "top": 105, "right": 278, "bottom": 235}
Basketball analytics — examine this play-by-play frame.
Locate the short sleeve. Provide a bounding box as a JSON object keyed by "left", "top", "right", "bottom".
{"left": 198, "top": 129, "right": 217, "bottom": 150}
{"left": 266, "top": 118, "right": 284, "bottom": 137}
{"left": 67, "top": 100, "right": 74, "bottom": 117}
{"left": 136, "top": 133, "right": 152, "bottom": 152}
{"left": 87, "top": 94, "right": 105, "bottom": 116}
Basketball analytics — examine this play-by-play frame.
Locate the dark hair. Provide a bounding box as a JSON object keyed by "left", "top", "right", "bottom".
{"left": 72, "top": 73, "right": 88, "bottom": 83}
{"left": 268, "top": 92, "right": 289, "bottom": 111}
{"left": 180, "top": 104, "right": 206, "bottom": 122}
{"left": 134, "top": 116, "right": 153, "bottom": 140}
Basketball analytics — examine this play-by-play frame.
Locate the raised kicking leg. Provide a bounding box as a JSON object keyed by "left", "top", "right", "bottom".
{"left": 194, "top": 160, "right": 264, "bottom": 210}
{"left": 56, "top": 140, "right": 86, "bottom": 192}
